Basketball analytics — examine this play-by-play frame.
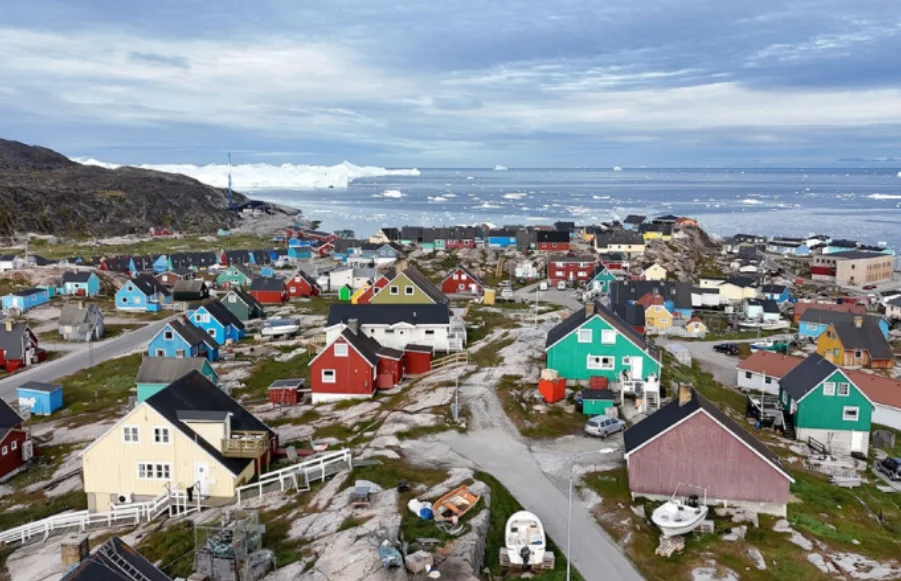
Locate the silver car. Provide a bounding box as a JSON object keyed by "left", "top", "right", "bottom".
{"left": 584, "top": 416, "right": 625, "bottom": 439}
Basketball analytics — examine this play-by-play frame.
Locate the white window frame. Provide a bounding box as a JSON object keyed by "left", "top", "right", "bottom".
{"left": 122, "top": 425, "right": 140, "bottom": 443}
{"left": 138, "top": 462, "right": 172, "bottom": 480}
{"left": 577, "top": 329, "right": 592, "bottom": 343}
{"left": 823, "top": 382, "right": 836, "bottom": 396}
{"left": 10, "top": 440, "right": 16, "bottom": 451}
{"left": 153, "top": 427, "right": 170, "bottom": 444}
{"left": 842, "top": 406, "right": 859, "bottom": 421}
{"left": 163, "top": 330, "right": 174, "bottom": 340}
{"left": 838, "top": 382, "right": 850, "bottom": 397}
{"left": 1, "top": 446, "right": 6, "bottom": 456}
{"left": 390, "top": 286, "right": 399, "bottom": 295}
{"left": 404, "top": 286, "right": 415, "bottom": 296}
{"left": 586, "top": 355, "right": 615, "bottom": 370}
{"left": 334, "top": 343, "right": 349, "bottom": 357}
{"left": 601, "top": 330, "right": 616, "bottom": 345}
{"left": 322, "top": 369, "right": 336, "bottom": 384}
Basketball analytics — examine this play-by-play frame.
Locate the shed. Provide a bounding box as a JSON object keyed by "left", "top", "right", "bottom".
{"left": 376, "top": 346, "right": 405, "bottom": 389}
{"left": 268, "top": 378, "right": 306, "bottom": 405}
{"left": 17, "top": 381, "right": 63, "bottom": 415}
{"left": 403, "top": 344, "right": 433, "bottom": 375}
{"left": 581, "top": 388, "right": 616, "bottom": 416}
{"left": 338, "top": 284, "right": 353, "bottom": 302}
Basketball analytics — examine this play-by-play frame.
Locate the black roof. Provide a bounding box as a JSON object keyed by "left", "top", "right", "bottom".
{"left": 129, "top": 276, "right": 171, "bottom": 297}
{"left": 832, "top": 319, "right": 893, "bottom": 359}
{"left": 612, "top": 303, "right": 646, "bottom": 328}
{"left": 582, "top": 388, "right": 616, "bottom": 401}
{"left": 199, "top": 300, "right": 246, "bottom": 331}
{"left": 224, "top": 288, "right": 263, "bottom": 312}
{"left": 537, "top": 230, "right": 570, "bottom": 243}
{"left": 13, "top": 288, "right": 46, "bottom": 297}
{"left": 61, "top": 537, "right": 171, "bottom": 581}
{"left": 338, "top": 328, "right": 381, "bottom": 367}
{"left": 829, "top": 250, "right": 887, "bottom": 260}
{"left": 327, "top": 304, "right": 450, "bottom": 327}
{"left": 761, "top": 284, "right": 788, "bottom": 294}
{"left": 488, "top": 229, "right": 516, "bottom": 237}
{"left": 61, "top": 272, "right": 94, "bottom": 283}
{"left": 0, "top": 398, "right": 23, "bottom": 429}
{"left": 380, "top": 227, "right": 400, "bottom": 240}
{"left": 250, "top": 277, "right": 285, "bottom": 292}
{"left": 145, "top": 371, "right": 274, "bottom": 475}
{"left": 624, "top": 387, "right": 789, "bottom": 477}
{"left": 594, "top": 230, "right": 645, "bottom": 246}
{"left": 779, "top": 354, "right": 839, "bottom": 400}
{"left": 725, "top": 276, "right": 755, "bottom": 288}
{"left": 554, "top": 221, "right": 576, "bottom": 232}
{"left": 624, "top": 215, "right": 646, "bottom": 225}
{"left": 608, "top": 280, "right": 692, "bottom": 310}
{"left": 269, "top": 378, "right": 304, "bottom": 389}
{"left": 168, "top": 318, "right": 220, "bottom": 350}
{"left": 829, "top": 239, "right": 858, "bottom": 248}
{"left": 399, "top": 267, "right": 449, "bottom": 304}
{"left": 546, "top": 301, "right": 653, "bottom": 357}
{"left": 888, "top": 296, "right": 901, "bottom": 308}
{"left": 404, "top": 343, "right": 434, "bottom": 353}
{"left": 747, "top": 299, "right": 780, "bottom": 314}
{"left": 0, "top": 254, "right": 17, "bottom": 261}
{"left": 653, "top": 214, "right": 680, "bottom": 223}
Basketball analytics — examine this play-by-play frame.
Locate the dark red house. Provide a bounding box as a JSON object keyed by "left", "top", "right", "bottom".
{"left": 356, "top": 275, "right": 391, "bottom": 305}
{"left": 548, "top": 255, "right": 596, "bottom": 284}
{"left": 403, "top": 344, "right": 433, "bottom": 375}
{"left": 0, "top": 398, "right": 30, "bottom": 482}
{"left": 0, "top": 321, "right": 45, "bottom": 373}
{"left": 310, "top": 327, "right": 378, "bottom": 403}
{"left": 536, "top": 230, "right": 570, "bottom": 252}
{"left": 440, "top": 265, "right": 486, "bottom": 295}
{"left": 445, "top": 237, "right": 476, "bottom": 250}
{"left": 249, "top": 277, "right": 287, "bottom": 305}
{"left": 375, "top": 346, "right": 404, "bottom": 389}
{"left": 300, "top": 229, "right": 339, "bottom": 244}
{"left": 624, "top": 386, "right": 793, "bottom": 516}
{"left": 316, "top": 242, "right": 335, "bottom": 257}
{"left": 286, "top": 271, "right": 320, "bottom": 298}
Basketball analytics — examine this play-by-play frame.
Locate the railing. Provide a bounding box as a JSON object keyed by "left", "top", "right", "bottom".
{"left": 430, "top": 351, "right": 469, "bottom": 371}
{"left": 236, "top": 448, "right": 352, "bottom": 507}
{"left": 221, "top": 436, "right": 269, "bottom": 458}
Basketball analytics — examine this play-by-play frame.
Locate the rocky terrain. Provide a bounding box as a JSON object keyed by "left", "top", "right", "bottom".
{"left": 0, "top": 138, "right": 259, "bottom": 237}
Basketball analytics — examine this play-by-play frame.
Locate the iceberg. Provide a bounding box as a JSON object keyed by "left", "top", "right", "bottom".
{"left": 503, "top": 192, "right": 527, "bottom": 200}
{"left": 494, "top": 164, "right": 508, "bottom": 171}
{"left": 613, "top": 166, "right": 622, "bottom": 172}
{"left": 74, "top": 158, "right": 420, "bottom": 190}
{"left": 897, "top": 171, "right": 901, "bottom": 178}
{"left": 375, "top": 189, "right": 405, "bottom": 198}
{"left": 868, "top": 193, "right": 901, "bottom": 200}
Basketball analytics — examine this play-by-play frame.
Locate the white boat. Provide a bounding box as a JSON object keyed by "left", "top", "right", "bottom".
{"left": 500, "top": 511, "right": 555, "bottom": 569}
{"left": 738, "top": 320, "right": 790, "bottom": 331}
{"left": 651, "top": 486, "right": 708, "bottom": 538}
{"left": 261, "top": 318, "right": 300, "bottom": 337}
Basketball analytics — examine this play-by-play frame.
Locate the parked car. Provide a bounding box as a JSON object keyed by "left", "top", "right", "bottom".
{"left": 538, "top": 281, "right": 549, "bottom": 291}
{"left": 498, "top": 280, "right": 512, "bottom": 288}
{"left": 556, "top": 281, "right": 567, "bottom": 291}
{"left": 876, "top": 457, "right": 901, "bottom": 481}
{"left": 713, "top": 343, "right": 740, "bottom": 356}
{"left": 584, "top": 416, "right": 625, "bottom": 439}
{"left": 863, "top": 284, "right": 877, "bottom": 290}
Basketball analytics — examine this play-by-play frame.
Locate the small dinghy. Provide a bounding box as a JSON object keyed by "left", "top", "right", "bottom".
{"left": 432, "top": 485, "right": 481, "bottom": 523}
{"left": 499, "top": 511, "right": 555, "bottom": 569}
{"left": 652, "top": 486, "right": 708, "bottom": 538}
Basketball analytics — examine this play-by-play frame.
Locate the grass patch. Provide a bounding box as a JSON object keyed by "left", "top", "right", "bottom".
{"left": 353, "top": 457, "right": 448, "bottom": 490}
{"left": 260, "top": 506, "right": 309, "bottom": 567}
{"left": 465, "top": 304, "right": 519, "bottom": 343}
{"left": 49, "top": 353, "right": 143, "bottom": 426}
{"left": 234, "top": 354, "right": 311, "bottom": 400}
{"left": 0, "top": 490, "right": 86, "bottom": 531}
{"left": 138, "top": 521, "right": 196, "bottom": 579}
{"left": 496, "top": 375, "right": 585, "bottom": 439}
{"left": 470, "top": 335, "right": 515, "bottom": 368}
{"left": 3, "top": 442, "right": 82, "bottom": 490}
{"left": 313, "top": 422, "right": 358, "bottom": 442}
{"left": 292, "top": 296, "right": 334, "bottom": 317}
{"left": 660, "top": 352, "right": 746, "bottom": 414}
{"left": 338, "top": 515, "right": 364, "bottom": 532}
{"left": 9, "top": 233, "right": 275, "bottom": 260}
{"left": 331, "top": 398, "right": 369, "bottom": 411}
{"left": 478, "top": 471, "right": 583, "bottom": 580}
{"left": 267, "top": 408, "right": 322, "bottom": 428}
{"left": 101, "top": 323, "right": 143, "bottom": 340}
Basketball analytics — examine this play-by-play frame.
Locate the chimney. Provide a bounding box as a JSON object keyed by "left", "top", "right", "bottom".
{"left": 678, "top": 384, "right": 693, "bottom": 407}
{"left": 347, "top": 318, "right": 359, "bottom": 335}
{"left": 60, "top": 534, "right": 90, "bottom": 569}
{"left": 4, "top": 319, "right": 13, "bottom": 332}
{"left": 584, "top": 302, "right": 595, "bottom": 316}
{"left": 853, "top": 316, "right": 863, "bottom": 328}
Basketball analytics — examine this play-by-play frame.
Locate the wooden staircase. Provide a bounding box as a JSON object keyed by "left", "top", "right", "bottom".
{"left": 781, "top": 410, "right": 796, "bottom": 439}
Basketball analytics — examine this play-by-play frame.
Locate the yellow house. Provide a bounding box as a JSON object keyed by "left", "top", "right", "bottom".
{"left": 82, "top": 371, "right": 273, "bottom": 511}
{"left": 351, "top": 284, "right": 371, "bottom": 304}
{"left": 717, "top": 277, "right": 759, "bottom": 303}
{"left": 643, "top": 263, "right": 667, "bottom": 281}
{"left": 594, "top": 231, "right": 646, "bottom": 257}
{"left": 684, "top": 317, "right": 709, "bottom": 337}
{"left": 636, "top": 293, "right": 673, "bottom": 332}
{"left": 369, "top": 266, "right": 448, "bottom": 305}
{"left": 817, "top": 324, "right": 844, "bottom": 366}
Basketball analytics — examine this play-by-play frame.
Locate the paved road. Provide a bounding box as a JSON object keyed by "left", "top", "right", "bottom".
{"left": 443, "top": 428, "right": 644, "bottom": 581}
{"left": 0, "top": 319, "right": 170, "bottom": 400}
{"left": 659, "top": 334, "right": 797, "bottom": 387}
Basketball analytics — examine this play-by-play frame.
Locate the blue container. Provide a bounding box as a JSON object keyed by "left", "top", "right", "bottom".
{"left": 16, "top": 382, "right": 64, "bottom": 415}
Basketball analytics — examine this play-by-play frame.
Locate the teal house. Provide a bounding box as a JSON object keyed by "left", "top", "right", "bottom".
{"left": 115, "top": 277, "right": 171, "bottom": 312}
{"left": 778, "top": 354, "right": 873, "bottom": 455}
{"left": 60, "top": 272, "right": 101, "bottom": 297}
{"left": 545, "top": 301, "right": 660, "bottom": 383}
{"left": 216, "top": 264, "right": 254, "bottom": 289}
{"left": 590, "top": 266, "right": 617, "bottom": 294}
{"left": 135, "top": 357, "right": 219, "bottom": 402}
{"left": 581, "top": 388, "right": 616, "bottom": 415}
{"left": 221, "top": 289, "right": 264, "bottom": 321}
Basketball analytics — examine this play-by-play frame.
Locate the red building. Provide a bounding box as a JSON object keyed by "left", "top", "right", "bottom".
{"left": 310, "top": 325, "right": 405, "bottom": 403}
{"left": 403, "top": 344, "right": 433, "bottom": 375}
{"left": 300, "top": 229, "right": 338, "bottom": 244}
{"left": 0, "top": 399, "right": 30, "bottom": 482}
{"left": 376, "top": 347, "right": 404, "bottom": 389}
{"left": 624, "top": 386, "right": 793, "bottom": 516}
{"left": 249, "top": 277, "right": 287, "bottom": 305}
{"left": 356, "top": 275, "right": 391, "bottom": 304}
{"left": 268, "top": 378, "right": 305, "bottom": 406}
{"left": 548, "top": 255, "right": 596, "bottom": 284}
{"left": 598, "top": 253, "right": 628, "bottom": 271}
{"left": 445, "top": 238, "right": 476, "bottom": 250}
{"left": 316, "top": 242, "right": 335, "bottom": 257}
{"left": 536, "top": 231, "right": 570, "bottom": 252}
{"left": 0, "top": 321, "right": 45, "bottom": 373}
{"left": 286, "top": 271, "right": 320, "bottom": 298}
{"left": 440, "top": 265, "right": 485, "bottom": 295}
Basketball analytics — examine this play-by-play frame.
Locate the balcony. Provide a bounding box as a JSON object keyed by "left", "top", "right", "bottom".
{"left": 221, "top": 432, "right": 270, "bottom": 458}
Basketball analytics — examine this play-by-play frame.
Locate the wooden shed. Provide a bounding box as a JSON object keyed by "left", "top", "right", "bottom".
{"left": 268, "top": 378, "right": 306, "bottom": 406}
{"left": 403, "top": 344, "right": 433, "bottom": 375}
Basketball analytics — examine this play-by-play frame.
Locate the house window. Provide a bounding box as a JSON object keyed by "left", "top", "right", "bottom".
{"left": 425, "top": 329, "right": 435, "bottom": 335}
{"left": 10, "top": 441, "right": 16, "bottom": 451}
{"left": 176, "top": 349, "right": 188, "bottom": 358}
{"left": 335, "top": 343, "right": 348, "bottom": 357}
{"left": 838, "top": 382, "right": 850, "bottom": 396}
{"left": 577, "top": 329, "right": 592, "bottom": 343}
{"left": 164, "top": 330, "right": 174, "bottom": 340}
{"left": 390, "top": 286, "right": 399, "bottom": 295}
{"left": 765, "top": 377, "right": 772, "bottom": 384}
{"left": 120, "top": 297, "right": 127, "bottom": 304}
{"left": 322, "top": 369, "right": 336, "bottom": 383}
{"left": 823, "top": 382, "right": 836, "bottom": 396}
{"left": 587, "top": 355, "right": 614, "bottom": 370}
{"left": 228, "top": 294, "right": 236, "bottom": 303}
{"left": 405, "top": 287, "right": 414, "bottom": 296}
{"left": 1, "top": 447, "right": 5, "bottom": 456}
{"left": 854, "top": 350, "right": 862, "bottom": 359}
{"left": 122, "top": 426, "right": 139, "bottom": 443}
{"left": 842, "top": 406, "right": 860, "bottom": 421}
{"left": 207, "top": 329, "right": 216, "bottom": 337}
{"left": 552, "top": 243, "right": 557, "bottom": 248}
{"left": 745, "top": 372, "right": 753, "bottom": 379}
{"left": 601, "top": 330, "right": 616, "bottom": 345}
{"left": 453, "top": 273, "right": 459, "bottom": 280}
{"left": 153, "top": 427, "right": 170, "bottom": 444}
{"left": 138, "top": 463, "right": 171, "bottom": 480}
{"left": 155, "top": 349, "right": 165, "bottom": 357}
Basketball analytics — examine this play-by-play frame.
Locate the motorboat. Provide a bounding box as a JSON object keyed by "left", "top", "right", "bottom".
{"left": 499, "top": 511, "right": 555, "bottom": 569}
{"left": 432, "top": 485, "right": 481, "bottom": 523}
{"left": 651, "top": 486, "right": 709, "bottom": 538}
{"left": 738, "top": 319, "right": 790, "bottom": 331}
{"left": 261, "top": 318, "right": 301, "bottom": 337}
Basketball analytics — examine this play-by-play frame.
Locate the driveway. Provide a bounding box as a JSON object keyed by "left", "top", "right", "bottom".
{"left": 513, "top": 282, "right": 584, "bottom": 311}
{"left": 658, "top": 334, "right": 797, "bottom": 387}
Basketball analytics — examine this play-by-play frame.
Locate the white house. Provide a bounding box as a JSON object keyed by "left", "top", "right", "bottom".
{"left": 642, "top": 263, "right": 667, "bottom": 281}
{"left": 884, "top": 296, "right": 901, "bottom": 320}
{"left": 691, "top": 287, "right": 721, "bottom": 308}
{"left": 515, "top": 260, "right": 541, "bottom": 281}
{"left": 351, "top": 268, "right": 378, "bottom": 289}
{"left": 743, "top": 299, "right": 781, "bottom": 323}
{"left": 735, "top": 351, "right": 804, "bottom": 395}
{"left": 0, "top": 255, "right": 23, "bottom": 273}
{"left": 325, "top": 303, "right": 464, "bottom": 352}
{"left": 328, "top": 267, "right": 354, "bottom": 291}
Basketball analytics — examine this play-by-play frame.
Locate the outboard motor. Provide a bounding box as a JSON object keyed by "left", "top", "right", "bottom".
{"left": 520, "top": 545, "right": 533, "bottom": 569}
{"left": 687, "top": 494, "right": 700, "bottom": 508}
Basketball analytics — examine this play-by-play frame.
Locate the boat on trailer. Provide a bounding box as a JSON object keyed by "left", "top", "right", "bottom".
{"left": 499, "top": 511, "right": 555, "bottom": 570}
{"left": 651, "top": 485, "right": 709, "bottom": 538}
{"left": 738, "top": 319, "right": 790, "bottom": 331}
{"left": 432, "top": 485, "right": 481, "bottom": 523}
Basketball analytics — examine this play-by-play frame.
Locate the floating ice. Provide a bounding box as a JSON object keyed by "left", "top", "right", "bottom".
{"left": 428, "top": 196, "right": 448, "bottom": 202}
{"left": 466, "top": 176, "right": 475, "bottom": 180}
{"left": 897, "top": 171, "right": 901, "bottom": 178}
{"left": 375, "top": 189, "right": 405, "bottom": 199}
{"left": 868, "top": 194, "right": 901, "bottom": 200}
{"left": 473, "top": 203, "right": 501, "bottom": 209}
{"left": 613, "top": 166, "right": 622, "bottom": 172}
{"left": 503, "top": 192, "right": 527, "bottom": 200}
{"left": 740, "top": 199, "right": 763, "bottom": 205}
{"left": 593, "top": 195, "right": 610, "bottom": 200}
{"left": 494, "top": 165, "right": 508, "bottom": 171}
{"left": 74, "top": 158, "right": 420, "bottom": 190}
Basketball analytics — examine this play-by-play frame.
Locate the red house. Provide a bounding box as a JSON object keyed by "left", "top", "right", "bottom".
{"left": 624, "top": 386, "right": 794, "bottom": 517}
{"left": 548, "top": 255, "right": 596, "bottom": 284}
{"left": 356, "top": 275, "right": 391, "bottom": 305}
{"left": 0, "top": 398, "right": 30, "bottom": 482}
{"left": 403, "top": 344, "right": 433, "bottom": 375}
{"left": 286, "top": 271, "right": 320, "bottom": 298}
{"left": 440, "top": 265, "right": 486, "bottom": 295}
{"left": 249, "top": 277, "right": 287, "bottom": 305}
{"left": 300, "top": 229, "right": 339, "bottom": 244}
{"left": 310, "top": 326, "right": 377, "bottom": 403}
{"left": 536, "top": 230, "right": 570, "bottom": 252}
{"left": 445, "top": 237, "right": 476, "bottom": 250}
{"left": 0, "top": 321, "right": 45, "bottom": 373}
{"left": 316, "top": 242, "right": 335, "bottom": 257}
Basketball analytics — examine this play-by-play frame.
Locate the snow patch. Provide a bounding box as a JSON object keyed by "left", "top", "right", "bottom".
{"left": 74, "top": 158, "right": 420, "bottom": 190}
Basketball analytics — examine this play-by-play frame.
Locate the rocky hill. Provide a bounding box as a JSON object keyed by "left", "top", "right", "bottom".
{"left": 0, "top": 138, "right": 249, "bottom": 237}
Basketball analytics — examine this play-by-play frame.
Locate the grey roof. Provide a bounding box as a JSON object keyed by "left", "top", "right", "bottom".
{"left": 546, "top": 301, "right": 653, "bottom": 357}
{"left": 404, "top": 343, "right": 434, "bottom": 353}
{"left": 250, "top": 277, "right": 285, "bottom": 292}
{"left": 176, "top": 410, "right": 230, "bottom": 421}
{"left": 172, "top": 279, "right": 208, "bottom": 295}
{"left": 61, "top": 537, "right": 171, "bottom": 581}
{"left": 269, "top": 378, "right": 304, "bottom": 389}
{"left": 339, "top": 328, "right": 381, "bottom": 367}
{"left": 400, "top": 267, "right": 449, "bottom": 304}
{"left": 17, "top": 381, "right": 62, "bottom": 393}
{"left": 612, "top": 303, "right": 646, "bottom": 329}
{"left": 608, "top": 281, "right": 693, "bottom": 310}
{"left": 129, "top": 276, "right": 171, "bottom": 297}
{"left": 832, "top": 319, "right": 893, "bottom": 360}
{"left": 779, "top": 354, "right": 839, "bottom": 400}
{"left": 58, "top": 303, "right": 101, "bottom": 327}
{"left": 0, "top": 322, "right": 31, "bottom": 359}
{"left": 761, "top": 284, "right": 788, "bottom": 294}
{"left": 231, "top": 263, "right": 254, "bottom": 278}
{"left": 199, "top": 300, "right": 245, "bottom": 331}
{"left": 376, "top": 345, "right": 404, "bottom": 359}
{"left": 888, "top": 297, "right": 901, "bottom": 308}
{"left": 800, "top": 309, "right": 881, "bottom": 327}
{"left": 223, "top": 288, "right": 263, "bottom": 312}
{"left": 168, "top": 318, "right": 220, "bottom": 350}
{"left": 829, "top": 239, "right": 858, "bottom": 248}
{"left": 623, "top": 215, "right": 646, "bottom": 225}
{"left": 136, "top": 358, "right": 210, "bottom": 384}
{"left": 327, "top": 304, "right": 451, "bottom": 327}
{"left": 829, "top": 250, "right": 887, "bottom": 260}
{"left": 624, "top": 388, "right": 789, "bottom": 479}
{"left": 582, "top": 388, "right": 616, "bottom": 401}
{"left": 60, "top": 272, "right": 94, "bottom": 283}
{"left": 594, "top": 230, "right": 645, "bottom": 246}
{"left": 0, "top": 254, "right": 17, "bottom": 261}
{"left": 0, "top": 398, "right": 23, "bottom": 428}
{"left": 146, "top": 371, "right": 274, "bottom": 475}
{"left": 536, "top": 230, "right": 570, "bottom": 243}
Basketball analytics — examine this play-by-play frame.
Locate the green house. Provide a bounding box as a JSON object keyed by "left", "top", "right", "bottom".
{"left": 591, "top": 266, "right": 617, "bottom": 294}
{"left": 135, "top": 357, "right": 220, "bottom": 402}
{"left": 216, "top": 264, "right": 254, "bottom": 289}
{"left": 221, "top": 289, "right": 264, "bottom": 321}
{"left": 369, "top": 267, "right": 449, "bottom": 305}
{"left": 338, "top": 284, "right": 353, "bottom": 301}
{"left": 545, "top": 301, "right": 660, "bottom": 383}
{"left": 778, "top": 354, "right": 873, "bottom": 455}
{"left": 581, "top": 388, "right": 616, "bottom": 415}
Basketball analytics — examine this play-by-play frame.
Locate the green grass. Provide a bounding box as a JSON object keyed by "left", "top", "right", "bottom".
{"left": 8, "top": 233, "right": 275, "bottom": 260}
{"left": 267, "top": 408, "right": 322, "bottom": 428}
{"left": 260, "top": 504, "right": 310, "bottom": 567}
{"left": 48, "top": 353, "right": 143, "bottom": 425}
{"left": 292, "top": 296, "right": 334, "bottom": 317}
{"left": 496, "top": 375, "right": 585, "bottom": 439}
{"left": 470, "top": 335, "right": 516, "bottom": 368}
{"left": 138, "top": 521, "right": 196, "bottom": 579}
{"left": 0, "top": 490, "right": 86, "bottom": 531}
{"left": 2, "top": 442, "right": 83, "bottom": 490}
{"left": 234, "top": 354, "right": 311, "bottom": 400}
{"left": 312, "top": 423, "right": 358, "bottom": 441}
{"left": 465, "top": 304, "right": 519, "bottom": 343}
{"left": 477, "top": 471, "right": 583, "bottom": 580}
{"left": 660, "top": 352, "right": 746, "bottom": 414}
{"left": 352, "top": 457, "right": 449, "bottom": 490}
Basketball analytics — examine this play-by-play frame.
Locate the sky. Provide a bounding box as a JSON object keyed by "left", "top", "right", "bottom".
{"left": 2, "top": 0, "right": 901, "bottom": 168}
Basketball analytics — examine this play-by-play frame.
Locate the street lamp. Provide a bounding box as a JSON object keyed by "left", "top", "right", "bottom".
{"left": 567, "top": 447, "right": 617, "bottom": 581}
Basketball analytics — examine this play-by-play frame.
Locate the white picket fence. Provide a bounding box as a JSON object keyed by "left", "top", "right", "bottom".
{"left": 236, "top": 449, "right": 353, "bottom": 506}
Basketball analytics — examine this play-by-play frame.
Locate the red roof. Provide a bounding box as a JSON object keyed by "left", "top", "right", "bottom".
{"left": 635, "top": 292, "right": 665, "bottom": 308}
{"left": 793, "top": 302, "right": 866, "bottom": 322}
{"left": 846, "top": 370, "right": 901, "bottom": 411}
{"left": 736, "top": 351, "right": 803, "bottom": 378}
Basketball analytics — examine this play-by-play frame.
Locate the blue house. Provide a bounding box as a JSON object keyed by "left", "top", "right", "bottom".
{"left": 60, "top": 272, "right": 101, "bottom": 297}
{"left": 152, "top": 255, "right": 173, "bottom": 273}
{"left": 187, "top": 300, "right": 246, "bottom": 345}
{"left": 2, "top": 288, "right": 50, "bottom": 312}
{"left": 761, "top": 284, "right": 791, "bottom": 304}
{"left": 799, "top": 310, "right": 889, "bottom": 341}
{"left": 288, "top": 246, "right": 313, "bottom": 260}
{"left": 148, "top": 317, "right": 220, "bottom": 361}
{"left": 16, "top": 381, "right": 63, "bottom": 416}
{"left": 487, "top": 229, "right": 517, "bottom": 248}
{"left": 115, "top": 276, "right": 172, "bottom": 312}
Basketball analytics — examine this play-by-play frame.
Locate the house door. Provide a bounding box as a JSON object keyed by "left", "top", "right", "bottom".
{"left": 194, "top": 462, "right": 211, "bottom": 496}
{"left": 629, "top": 357, "right": 643, "bottom": 380}
{"left": 851, "top": 431, "right": 865, "bottom": 454}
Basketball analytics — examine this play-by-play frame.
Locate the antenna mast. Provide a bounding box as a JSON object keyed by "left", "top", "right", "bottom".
{"left": 227, "top": 152, "right": 233, "bottom": 210}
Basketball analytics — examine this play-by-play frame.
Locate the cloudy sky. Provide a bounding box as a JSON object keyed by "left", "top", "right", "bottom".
{"left": 2, "top": 0, "right": 900, "bottom": 167}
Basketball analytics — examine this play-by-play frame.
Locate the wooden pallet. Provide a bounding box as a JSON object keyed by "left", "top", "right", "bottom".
{"left": 498, "top": 549, "right": 555, "bottom": 570}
